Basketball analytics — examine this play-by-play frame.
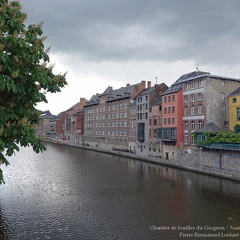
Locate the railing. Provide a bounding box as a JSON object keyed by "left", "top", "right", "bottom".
{"left": 198, "top": 143, "right": 240, "bottom": 151}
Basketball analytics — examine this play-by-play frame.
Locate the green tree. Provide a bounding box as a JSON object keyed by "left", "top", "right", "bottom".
{"left": 0, "top": 0, "right": 67, "bottom": 183}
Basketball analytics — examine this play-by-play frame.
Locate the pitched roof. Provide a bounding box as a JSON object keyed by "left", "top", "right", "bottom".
{"left": 162, "top": 84, "right": 181, "bottom": 95}
{"left": 194, "top": 122, "right": 221, "bottom": 133}
{"left": 228, "top": 86, "right": 240, "bottom": 97}
{"left": 150, "top": 96, "right": 162, "bottom": 106}
{"left": 85, "top": 82, "right": 144, "bottom": 106}
{"left": 39, "top": 110, "right": 56, "bottom": 119}
{"left": 173, "top": 70, "right": 240, "bottom": 85}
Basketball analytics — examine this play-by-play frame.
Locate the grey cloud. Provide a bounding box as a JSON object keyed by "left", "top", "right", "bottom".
{"left": 21, "top": 0, "right": 240, "bottom": 66}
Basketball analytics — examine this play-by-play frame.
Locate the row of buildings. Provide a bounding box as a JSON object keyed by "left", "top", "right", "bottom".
{"left": 36, "top": 70, "right": 240, "bottom": 160}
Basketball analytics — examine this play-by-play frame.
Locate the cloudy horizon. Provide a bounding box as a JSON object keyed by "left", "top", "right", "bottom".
{"left": 20, "top": 0, "right": 240, "bottom": 115}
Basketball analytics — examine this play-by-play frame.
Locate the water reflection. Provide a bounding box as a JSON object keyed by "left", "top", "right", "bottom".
{"left": 0, "top": 143, "right": 240, "bottom": 239}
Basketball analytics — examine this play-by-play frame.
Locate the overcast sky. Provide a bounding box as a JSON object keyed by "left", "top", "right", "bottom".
{"left": 20, "top": 0, "right": 240, "bottom": 115}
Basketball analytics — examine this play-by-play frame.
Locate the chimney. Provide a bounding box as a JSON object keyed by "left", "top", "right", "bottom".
{"left": 126, "top": 83, "right": 130, "bottom": 87}
{"left": 147, "top": 81, "right": 151, "bottom": 88}
{"left": 141, "top": 80, "right": 146, "bottom": 87}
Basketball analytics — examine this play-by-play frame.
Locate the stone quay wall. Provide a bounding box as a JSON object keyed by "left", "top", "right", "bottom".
{"left": 44, "top": 138, "right": 240, "bottom": 182}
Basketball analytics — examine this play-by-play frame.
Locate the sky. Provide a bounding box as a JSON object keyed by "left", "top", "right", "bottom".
{"left": 20, "top": 0, "right": 240, "bottom": 115}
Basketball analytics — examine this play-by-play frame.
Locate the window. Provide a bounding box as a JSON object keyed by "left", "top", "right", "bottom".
{"left": 191, "top": 81, "right": 195, "bottom": 89}
{"left": 184, "top": 106, "right": 188, "bottom": 116}
{"left": 184, "top": 134, "right": 188, "bottom": 144}
{"left": 191, "top": 135, "right": 195, "bottom": 145}
{"left": 184, "top": 121, "right": 188, "bottom": 131}
{"left": 198, "top": 120, "right": 203, "bottom": 129}
{"left": 159, "top": 105, "right": 162, "bottom": 111}
{"left": 221, "top": 92, "right": 225, "bottom": 99}
{"left": 145, "top": 96, "right": 148, "bottom": 101}
{"left": 145, "top": 112, "right": 148, "bottom": 119}
{"left": 149, "top": 107, "right": 152, "bottom": 113}
{"left": 233, "top": 98, "right": 237, "bottom": 103}
{"left": 164, "top": 118, "right": 166, "bottom": 124}
{"left": 168, "top": 106, "right": 171, "bottom": 113}
{"left": 159, "top": 116, "right": 162, "bottom": 125}
{"left": 168, "top": 118, "right": 170, "bottom": 124}
{"left": 198, "top": 80, "right": 202, "bottom": 87}
{"left": 149, "top": 129, "right": 152, "bottom": 137}
{"left": 191, "top": 105, "right": 195, "bottom": 115}
{"left": 237, "top": 108, "right": 240, "bottom": 121}
{"left": 198, "top": 104, "right": 202, "bottom": 114}
{"left": 154, "top": 116, "right": 157, "bottom": 125}
{"left": 164, "top": 107, "right": 167, "bottom": 114}
{"left": 164, "top": 96, "right": 167, "bottom": 103}
{"left": 172, "top": 106, "right": 175, "bottom": 113}
{"left": 191, "top": 94, "right": 195, "bottom": 102}
{"left": 172, "top": 117, "right": 175, "bottom": 124}
{"left": 191, "top": 121, "right": 195, "bottom": 131}
{"left": 184, "top": 95, "right": 188, "bottom": 103}
{"left": 198, "top": 93, "right": 203, "bottom": 101}
{"left": 153, "top": 129, "right": 157, "bottom": 137}
{"left": 172, "top": 94, "right": 175, "bottom": 102}
{"left": 149, "top": 118, "right": 152, "bottom": 125}
{"left": 168, "top": 95, "right": 171, "bottom": 102}
{"left": 185, "top": 83, "right": 188, "bottom": 90}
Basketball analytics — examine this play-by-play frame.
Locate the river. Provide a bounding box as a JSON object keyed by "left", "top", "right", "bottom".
{"left": 1, "top": 142, "right": 240, "bottom": 239}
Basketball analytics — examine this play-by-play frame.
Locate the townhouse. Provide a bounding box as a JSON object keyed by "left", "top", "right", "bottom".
{"left": 157, "top": 84, "right": 183, "bottom": 160}
{"left": 84, "top": 81, "right": 146, "bottom": 150}
{"left": 148, "top": 96, "right": 163, "bottom": 157}
{"left": 128, "top": 99, "right": 137, "bottom": 153}
{"left": 36, "top": 110, "right": 56, "bottom": 137}
{"left": 135, "top": 82, "right": 168, "bottom": 156}
{"left": 55, "top": 111, "right": 67, "bottom": 138}
{"left": 65, "top": 98, "right": 87, "bottom": 142}
{"left": 228, "top": 86, "right": 240, "bottom": 132}
{"left": 176, "top": 71, "right": 240, "bottom": 146}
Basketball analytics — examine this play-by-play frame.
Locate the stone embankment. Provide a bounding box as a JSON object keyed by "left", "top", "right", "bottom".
{"left": 44, "top": 138, "right": 240, "bottom": 182}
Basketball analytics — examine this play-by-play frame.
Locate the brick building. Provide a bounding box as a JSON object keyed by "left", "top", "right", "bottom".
{"left": 65, "top": 98, "right": 87, "bottom": 142}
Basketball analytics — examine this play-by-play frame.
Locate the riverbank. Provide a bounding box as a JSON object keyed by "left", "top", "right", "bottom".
{"left": 44, "top": 137, "right": 240, "bottom": 182}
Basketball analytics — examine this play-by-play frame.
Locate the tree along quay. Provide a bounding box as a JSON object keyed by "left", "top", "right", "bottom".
{"left": 44, "top": 137, "right": 240, "bottom": 182}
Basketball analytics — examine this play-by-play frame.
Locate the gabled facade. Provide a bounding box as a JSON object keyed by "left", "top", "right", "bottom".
{"left": 128, "top": 99, "right": 137, "bottom": 153}
{"left": 157, "top": 84, "right": 183, "bottom": 160}
{"left": 55, "top": 111, "right": 67, "bottom": 138}
{"left": 76, "top": 109, "right": 84, "bottom": 144}
{"left": 148, "top": 96, "right": 163, "bottom": 157}
{"left": 228, "top": 87, "right": 240, "bottom": 132}
{"left": 136, "top": 82, "right": 168, "bottom": 156}
{"left": 65, "top": 98, "right": 87, "bottom": 142}
{"left": 36, "top": 110, "right": 56, "bottom": 137}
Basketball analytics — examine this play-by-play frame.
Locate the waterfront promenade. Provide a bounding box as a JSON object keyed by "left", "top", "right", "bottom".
{"left": 44, "top": 138, "right": 240, "bottom": 182}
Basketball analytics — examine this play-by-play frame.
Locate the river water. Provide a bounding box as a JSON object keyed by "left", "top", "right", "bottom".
{"left": 1, "top": 142, "right": 240, "bottom": 239}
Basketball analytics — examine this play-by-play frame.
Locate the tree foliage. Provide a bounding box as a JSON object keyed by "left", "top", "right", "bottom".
{"left": 194, "top": 131, "right": 240, "bottom": 146}
{"left": 0, "top": 0, "right": 67, "bottom": 183}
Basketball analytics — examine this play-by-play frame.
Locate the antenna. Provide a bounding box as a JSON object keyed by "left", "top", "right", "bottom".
{"left": 155, "top": 77, "right": 158, "bottom": 84}
{"left": 196, "top": 64, "right": 199, "bottom": 71}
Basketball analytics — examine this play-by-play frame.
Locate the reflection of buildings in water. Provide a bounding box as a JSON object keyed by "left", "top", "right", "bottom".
{"left": 0, "top": 208, "right": 8, "bottom": 239}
